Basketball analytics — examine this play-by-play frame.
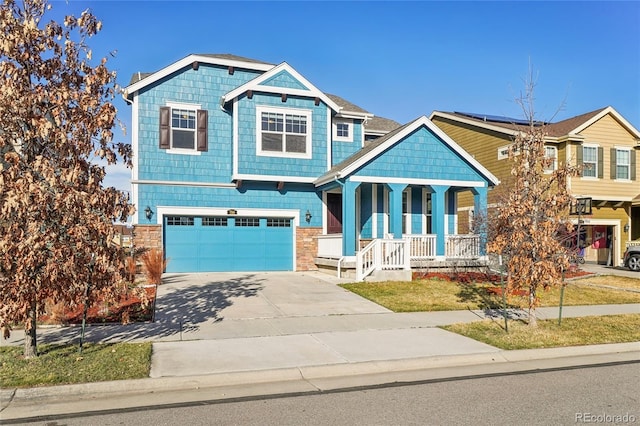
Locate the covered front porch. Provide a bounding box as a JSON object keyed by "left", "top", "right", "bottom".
{"left": 311, "top": 116, "right": 499, "bottom": 281}
{"left": 314, "top": 180, "right": 489, "bottom": 281}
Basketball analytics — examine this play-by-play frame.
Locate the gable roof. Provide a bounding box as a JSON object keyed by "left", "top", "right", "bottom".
{"left": 364, "top": 116, "right": 402, "bottom": 135}
{"left": 221, "top": 62, "right": 342, "bottom": 112}
{"left": 430, "top": 106, "right": 640, "bottom": 141}
{"left": 124, "top": 54, "right": 274, "bottom": 100}
{"left": 314, "top": 116, "right": 499, "bottom": 187}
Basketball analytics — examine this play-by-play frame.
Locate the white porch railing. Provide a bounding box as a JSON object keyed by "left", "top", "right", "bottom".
{"left": 406, "top": 234, "right": 437, "bottom": 259}
{"left": 317, "top": 234, "right": 343, "bottom": 258}
{"left": 445, "top": 235, "right": 480, "bottom": 258}
{"left": 356, "top": 238, "right": 410, "bottom": 281}
{"left": 318, "top": 234, "right": 482, "bottom": 280}
{"left": 626, "top": 240, "right": 640, "bottom": 248}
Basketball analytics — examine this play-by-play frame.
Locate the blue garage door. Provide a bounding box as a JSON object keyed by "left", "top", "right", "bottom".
{"left": 164, "top": 216, "right": 293, "bottom": 273}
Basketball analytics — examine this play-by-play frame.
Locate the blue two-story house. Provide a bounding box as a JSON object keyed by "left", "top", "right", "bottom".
{"left": 124, "top": 54, "right": 498, "bottom": 280}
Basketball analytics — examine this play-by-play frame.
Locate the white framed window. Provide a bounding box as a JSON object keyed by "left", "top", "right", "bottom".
{"left": 333, "top": 119, "right": 353, "bottom": 142}
{"left": 163, "top": 102, "right": 203, "bottom": 155}
{"left": 497, "top": 144, "right": 511, "bottom": 160}
{"left": 402, "top": 189, "right": 411, "bottom": 234}
{"left": 615, "top": 148, "right": 630, "bottom": 180}
{"left": 256, "top": 106, "right": 312, "bottom": 158}
{"left": 544, "top": 146, "right": 557, "bottom": 173}
{"left": 423, "top": 190, "right": 432, "bottom": 234}
{"left": 582, "top": 145, "right": 598, "bottom": 178}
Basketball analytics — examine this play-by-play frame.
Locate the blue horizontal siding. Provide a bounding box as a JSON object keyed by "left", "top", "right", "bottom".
{"left": 137, "top": 181, "right": 323, "bottom": 226}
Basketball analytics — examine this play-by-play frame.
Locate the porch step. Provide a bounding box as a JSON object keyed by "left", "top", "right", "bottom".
{"left": 364, "top": 269, "right": 412, "bottom": 282}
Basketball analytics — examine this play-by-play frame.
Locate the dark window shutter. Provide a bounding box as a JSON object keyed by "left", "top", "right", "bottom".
{"left": 196, "top": 109, "right": 208, "bottom": 152}
{"left": 631, "top": 150, "right": 637, "bottom": 181}
{"left": 597, "top": 147, "right": 604, "bottom": 179}
{"left": 576, "top": 145, "right": 583, "bottom": 176}
{"left": 610, "top": 148, "right": 617, "bottom": 179}
{"left": 159, "top": 107, "right": 170, "bottom": 149}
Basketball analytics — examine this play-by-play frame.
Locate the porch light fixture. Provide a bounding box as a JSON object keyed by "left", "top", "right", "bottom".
{"left": 305, "top": 210, "right": 312, "bottom": 223}
{"left": 144, "top": 206, "right": 154, "bottom": 221}
{"left": 624, "top": 223, "right": 630, "bottom": 233}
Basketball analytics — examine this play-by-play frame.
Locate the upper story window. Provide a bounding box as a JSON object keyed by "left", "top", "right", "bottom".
{"left": 257, "top": 106, "right": 311, "bottom": 158}
{"left": 159, "top": 103, "right": 208, "bottom": 154}
{"left": 333, "top": 119, "right": 353, "bottom": 142}
{"left": 171, "top": 108, "right": 196, "bottom": 149}
{"left": 582, "top": 145, "right": 598, "bottom": 178}
{"left": 544, "top": 146, "right": 557, "bottom": 173}
{"left": 614, "top": 148, "right": 630, "bottom": 180}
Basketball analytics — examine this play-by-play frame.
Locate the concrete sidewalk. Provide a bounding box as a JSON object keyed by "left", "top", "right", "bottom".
{"left": 1, "top": 271, "right": 639, "bottom": 422}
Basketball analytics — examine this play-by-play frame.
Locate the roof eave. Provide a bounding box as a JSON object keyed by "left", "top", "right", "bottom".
{"left": 125, "top": 54, "right": 274, "bottom": 97}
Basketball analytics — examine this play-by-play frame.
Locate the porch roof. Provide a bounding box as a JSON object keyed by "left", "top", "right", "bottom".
{"left": 314, "top": 116, "right": 500, "bottom": 187}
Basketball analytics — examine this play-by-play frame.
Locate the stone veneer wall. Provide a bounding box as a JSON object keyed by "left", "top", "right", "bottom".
{"left": 133, "top": 225, "right": 162, "bottom": 251}
{"left": 296, "top": 227, "right": 322, "bottom": 271}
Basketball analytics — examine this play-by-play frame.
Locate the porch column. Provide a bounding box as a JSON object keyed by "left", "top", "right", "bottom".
{"left": 431, "top": 185, "right": 449, "bottom": 258}
{"left": 387, "top": 183, "right": 406, "bottom": 239}
{"left": 472, "top": 186, "right": 488, "bottom": 255}
{"left": 342, "top": 179, "right": 360, "bottom": 256}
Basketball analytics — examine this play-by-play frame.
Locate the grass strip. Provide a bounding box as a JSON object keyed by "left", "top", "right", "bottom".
{"left": 0, "top": 342, "right": 152, "bottom": 388}
{"left": 340, "top": 276, "right": 640, "bottom": 312}
{"left": 442, "top": 314, "right": 640, "bottom": 350}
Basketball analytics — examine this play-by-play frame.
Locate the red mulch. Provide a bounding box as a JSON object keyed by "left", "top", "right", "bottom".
{"left": 40, "top": 286, "right": 156, "bottom": 325}
{"left": 412, "top": 271, "right": 502, "bottom": 283}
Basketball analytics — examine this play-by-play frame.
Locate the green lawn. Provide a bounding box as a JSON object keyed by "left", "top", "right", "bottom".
{"left": 0, "top": 342, "right": 152, "bottom": 388}
{"left": 340, "top": 275, "right": 640, "bottom": 312}
{"left": 443, "top": 314, "right": 640, "bottom": 350}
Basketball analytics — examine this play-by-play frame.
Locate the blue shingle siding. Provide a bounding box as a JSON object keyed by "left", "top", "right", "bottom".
{"left": 262, "top": 70, "right": 308, "bottom": 90}
{"left": 359, "top": 184, "right": 373, "bottom": 238}
{"left": 236, "top": 93, "right": 329, "bottom": 178}
{"left": 136, "top": 64, "right": 262, "bottom": 183}
{"left": 138, "top": 182, "right": 323, "bottom": 227}
{"left": 354, "top": 126, "right": 484, "bottom": 182}
{"left": 332, "top": 119, "right": 363, "bottom": 165}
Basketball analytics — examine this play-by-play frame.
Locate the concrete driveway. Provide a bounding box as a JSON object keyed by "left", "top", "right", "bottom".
{"left": 150, "top": 271, "right": 391, "bottom": 341}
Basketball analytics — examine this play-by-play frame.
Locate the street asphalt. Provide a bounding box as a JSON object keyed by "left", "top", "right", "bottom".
{"left": 1, "top": 266, "right": 639, "bottom": 422}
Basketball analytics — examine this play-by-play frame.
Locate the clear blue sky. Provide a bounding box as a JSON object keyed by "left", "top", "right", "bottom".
{"left": 49, "top": 1, "right": 640, "bottom": 192}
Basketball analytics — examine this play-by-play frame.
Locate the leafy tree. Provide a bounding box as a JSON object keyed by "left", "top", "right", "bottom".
{"left": 0, "top": 0, "right": 132, "bottom": 357}
{"left": 487, "top": 72, "right": 579, "bottom": 327}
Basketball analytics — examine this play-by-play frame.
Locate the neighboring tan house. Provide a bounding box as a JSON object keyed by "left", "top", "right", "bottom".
{"left": 430, "top": 107, "right": 640, "bottom": 266}
{"left": 123, "top": 53, "right": 498, "bottom": 280}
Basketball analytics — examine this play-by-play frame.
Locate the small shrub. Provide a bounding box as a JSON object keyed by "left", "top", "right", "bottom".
{"left": 140, "top": 249, "right": 167, "bottom": 285}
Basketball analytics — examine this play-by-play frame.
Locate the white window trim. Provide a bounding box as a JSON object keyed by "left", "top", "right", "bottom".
{"left": 422, "top": 188, "right": 433, "bottom": 235}
{"left": 544, "top": 145, "right": 558, "bottom": 174}
{"left": 402, "top": 188, "right": 412, "bottom": 235}
{"left": 615, "top": 147, "right": 631, "bottom": 181}
{"left": 497, "top": 144, "right": 511, "bottom": 160}
{"left": 582, "top": 143, "right": 599, "bottom": 179}
{"left": 333, "top": 118, "right": 353, "bottom": 142}
{"left": 166, "top": 101, "right": 202, "bottom": 155}
{"left": 256, "top": 105, "right": 312, "bottom": 159}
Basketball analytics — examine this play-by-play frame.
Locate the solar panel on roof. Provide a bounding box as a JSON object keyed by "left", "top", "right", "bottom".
{"left": 455, "top": 111, "right": 545, "bottom": 126}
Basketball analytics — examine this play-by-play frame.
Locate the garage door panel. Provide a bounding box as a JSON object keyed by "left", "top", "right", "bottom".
{"left": 164, "top": 215, "right": 293, "bottom": 273}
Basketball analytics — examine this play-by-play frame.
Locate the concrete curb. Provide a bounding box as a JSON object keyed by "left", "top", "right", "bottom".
{"left": 3, "top": 342, "right": 638, "bottom": 409}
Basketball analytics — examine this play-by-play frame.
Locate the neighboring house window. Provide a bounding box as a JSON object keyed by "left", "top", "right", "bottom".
{"left": 333, "top": 119, "right": 353, "bottom": 142}
{"left": 544, "top": 146, "right": 557, "bottom": 173}
{"left": 257, "top": 106, "right": 311, "bottom": 158}
{"left": 581, "top": 145, "right": 598, "bottom": 178}
{"left": 159, "top": 103, "right": 208, "bottom": 153}
{"left": 613, "top": 148, "right": 631, "bottom": 180}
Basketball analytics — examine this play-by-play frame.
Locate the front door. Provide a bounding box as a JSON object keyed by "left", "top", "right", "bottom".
{"left": 327, "top": 193, "right": 342, "bottom": 234}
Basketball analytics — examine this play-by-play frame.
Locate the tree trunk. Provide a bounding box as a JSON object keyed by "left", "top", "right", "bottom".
{"left": 528, "top": 289, "right": 538, "bottom": 327}
{"left": 23, "top": 299, "right": 37, "bottom": 358}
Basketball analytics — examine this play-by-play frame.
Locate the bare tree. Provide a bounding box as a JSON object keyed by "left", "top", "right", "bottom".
{"left": 0, "top": 0, "right": 132, "bottom": 356}
{"left": 487, "top": 68, "right": 579, "bottom": 326}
